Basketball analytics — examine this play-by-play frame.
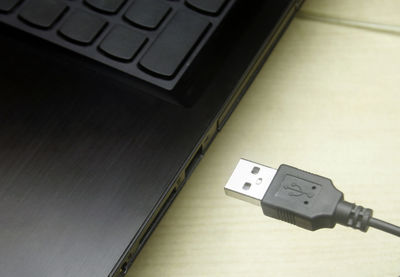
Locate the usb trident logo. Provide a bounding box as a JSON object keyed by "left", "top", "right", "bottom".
{"left": 283, "top": 183, "right": 315, "bottom": 198}
{"left": 276, "top": 175, "right": 320, "bottom": 205}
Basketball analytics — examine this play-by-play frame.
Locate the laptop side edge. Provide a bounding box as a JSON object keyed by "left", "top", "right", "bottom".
{"left": 110, "top": 1, "right": 304, "bottom": 276}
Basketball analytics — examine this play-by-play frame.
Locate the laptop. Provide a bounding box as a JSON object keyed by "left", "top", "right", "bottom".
{"left": 0, "top": 0, "right": 303, "bottom": 276}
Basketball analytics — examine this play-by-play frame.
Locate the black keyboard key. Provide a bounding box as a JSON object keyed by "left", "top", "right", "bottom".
{"left": 186, "top": 0, "right": 227, "bottom": 15}
{"left": 59, "top": 11, "right": 107, "bottom": 44}
{"left": 0, "top": 0, "right": 21, "bottom": 13}
{"left": 140, "top": 11, "right": 209, "bottom": 79}
{"left": 124, "top": 0, "right": 170, "bottom": 30}
{"left": 99, "top": 26, "right": 146, "bottom": 61}
{"left": 85, "top": 0, "right": 125, "bottom": 14}
{"left": 0, "top": 0, "right": 237, "bottom": 95}
{"left": 19, "top": 0, "right": 67, "bottom": 28}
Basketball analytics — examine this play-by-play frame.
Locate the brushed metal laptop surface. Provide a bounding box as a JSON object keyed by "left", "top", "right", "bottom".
{"left": 0, "top": 1, "right": 299, "bottom": 276}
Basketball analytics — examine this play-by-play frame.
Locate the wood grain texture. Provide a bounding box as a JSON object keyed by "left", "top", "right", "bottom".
{"left": 302, "top": 0, "right": 400, "bottom": 26}
{"left": 129, "top": 2, "right": 400, "bottom": 276}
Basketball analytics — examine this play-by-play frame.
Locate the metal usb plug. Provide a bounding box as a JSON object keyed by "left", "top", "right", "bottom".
{"left": 224, "top": 159, "right": 277, "bottom": 206}
{"left": 224, "top": 158, "right": 400, "bottom": 237}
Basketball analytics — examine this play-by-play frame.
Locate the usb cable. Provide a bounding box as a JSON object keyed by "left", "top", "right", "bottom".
{"left": 225, "top": 159, "right": 400, "bottom": 237}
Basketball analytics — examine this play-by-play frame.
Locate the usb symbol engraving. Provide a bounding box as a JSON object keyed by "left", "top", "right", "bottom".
{"left": 284, "top": 183, "right": 314, "bottom": 198}
{"left": 277, "top": 175, "right": 320, "bottom": 203}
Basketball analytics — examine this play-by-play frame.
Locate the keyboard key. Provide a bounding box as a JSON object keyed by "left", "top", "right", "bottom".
{"left": 19, "top": 0, "right": 67, "bottom": 28}
{"left": 85, "top": 0, "right": 125, "bottom": 14}
{"left": 0, "top": 0, "right": 21, "bottom": 13}
{"left": 124, "top": 0, "right": 170, "bottom": 30}
{"left": 99, "top": 26, "right": 146, "bottom": 61}
{"left": 59, "top": 10, "right": 107, "bottom": 44}
{"left": 139, "top": 11, "right": 209, "bottom": 79}
{"left": 186, "top": 0, "right": 227, "bottom": 15}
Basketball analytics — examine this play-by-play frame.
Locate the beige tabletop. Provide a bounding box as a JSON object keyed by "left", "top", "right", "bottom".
{"left": 128, "top": 1, "right": 400, "bottom": 276}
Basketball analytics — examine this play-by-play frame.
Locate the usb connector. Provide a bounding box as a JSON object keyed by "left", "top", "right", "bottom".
{"left": 225, "top": 159, "right": 276, "bottom": 206}
{"left": 225, "top": 158, "right": 400, "bottom": 237}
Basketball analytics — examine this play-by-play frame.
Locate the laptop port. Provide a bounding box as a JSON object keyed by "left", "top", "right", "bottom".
{"left": 185, "top": 146, "right": 203, "bottom": 179}
{"left": 120, "top": 262, "right": 128, "bottom": 274}
{"left": 139, "top": 187, "right": 178, "bottom": 245}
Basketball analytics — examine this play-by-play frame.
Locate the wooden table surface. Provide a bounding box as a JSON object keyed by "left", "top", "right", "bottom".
{"left": 129, "top": 1, "right": 400, "bottom": 276}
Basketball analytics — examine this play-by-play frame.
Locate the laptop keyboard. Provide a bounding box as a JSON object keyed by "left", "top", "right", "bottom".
{"left": 0, "top": 0, "right": 236, "bottom": 92}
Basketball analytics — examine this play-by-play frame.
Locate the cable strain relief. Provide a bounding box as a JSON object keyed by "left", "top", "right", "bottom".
{"left": 334, "top": 201, "right": 373, "bottom": 232}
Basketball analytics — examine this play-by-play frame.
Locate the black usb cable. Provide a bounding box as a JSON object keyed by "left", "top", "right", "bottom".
{"left": 225, "top": 159, "right": 400, "bottom": 237}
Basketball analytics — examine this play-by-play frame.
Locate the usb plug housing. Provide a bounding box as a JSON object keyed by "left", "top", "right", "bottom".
{"left": 224, "top": 159, "right": 379, "bottom": 233}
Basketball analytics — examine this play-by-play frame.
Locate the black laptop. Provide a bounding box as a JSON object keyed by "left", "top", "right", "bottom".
{"left": 0, "top": 0, "right": 302, "bottom": 276}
